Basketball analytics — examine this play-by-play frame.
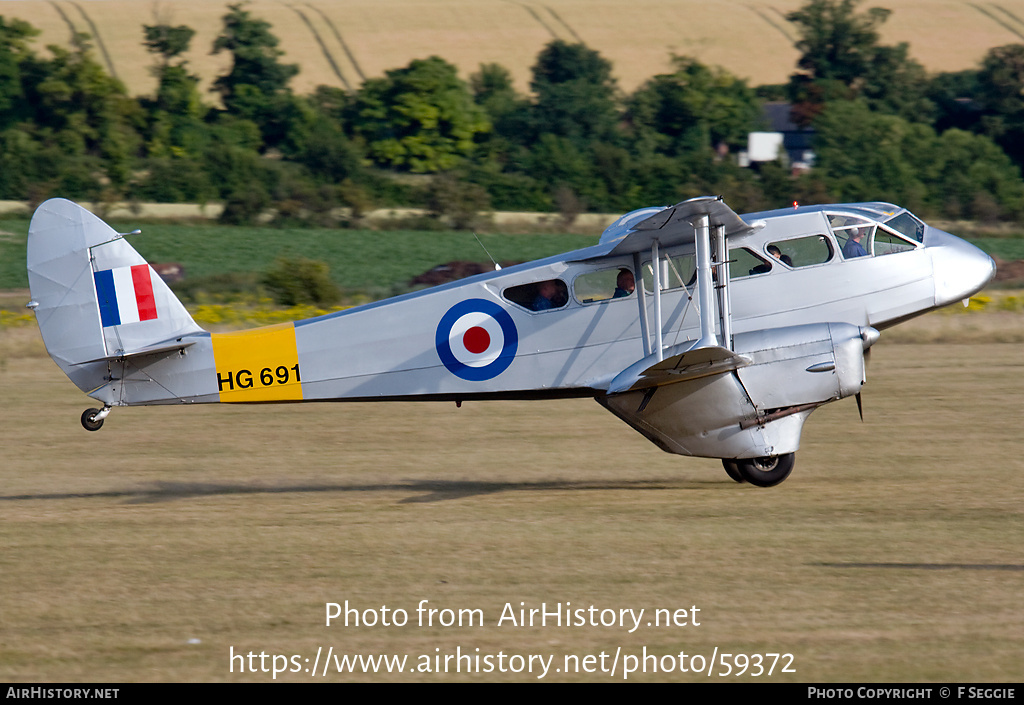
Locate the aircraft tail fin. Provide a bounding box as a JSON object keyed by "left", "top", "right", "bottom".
{"left": 27, "top": 199, "right": 205, "bottom": 394}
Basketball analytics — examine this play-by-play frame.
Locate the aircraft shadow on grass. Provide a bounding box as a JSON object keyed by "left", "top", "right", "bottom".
{"left": 0, "top": 477, "right": 732, "bottom": 505}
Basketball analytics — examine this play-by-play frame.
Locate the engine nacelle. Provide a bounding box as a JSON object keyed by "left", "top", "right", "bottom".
{"left": 597, "top": 322, "right": 878, "bottom": 459}
{"left": 733, "top": 322, "right": 877, "bottom": 412}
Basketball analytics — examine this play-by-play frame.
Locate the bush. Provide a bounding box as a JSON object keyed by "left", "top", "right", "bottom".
{"left": 261, "top": 256, "right": 340, "bottom": 306}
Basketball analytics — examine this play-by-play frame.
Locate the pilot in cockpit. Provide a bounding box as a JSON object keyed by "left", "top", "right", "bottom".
{"left": 843, "top": 228, "right": 869, "bottom": 258}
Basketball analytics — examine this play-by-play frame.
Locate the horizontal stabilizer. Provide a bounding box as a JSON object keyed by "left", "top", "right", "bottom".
{"left": 606, "top": 343, "right": 751, "bottom": 395}
{"left": 73, "top": 338, "right": 196, "bottom": 365}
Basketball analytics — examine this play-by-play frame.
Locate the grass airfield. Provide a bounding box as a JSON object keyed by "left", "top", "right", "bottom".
{"left": 1, "top": 321, "right": 1022, "bottom": 682}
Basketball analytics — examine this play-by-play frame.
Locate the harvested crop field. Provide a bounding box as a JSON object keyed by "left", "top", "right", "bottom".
{"left": 5, "top": 0, "right": 1024, "bottom": 97}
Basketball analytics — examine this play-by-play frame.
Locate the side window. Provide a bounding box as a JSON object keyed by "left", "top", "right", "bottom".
{"left": 767, "top": 236, "right": 834, "bottom": 268}
{"left": 641, "top": 254, "right": 696, "bottom": 291}
{"left": 872, "top": 229, "right": 916, "bottom": 256}
{"left": 574, "top": 268, "right": 635, "bottom": 303}
{"left": 730, "top": 248, "right": 772, "bottom": 278}
{"left": 503, "top": 279, "right": 569, "bottom": 312}
{"left": 829, "top": 214, "right": 874, "bottom": 260}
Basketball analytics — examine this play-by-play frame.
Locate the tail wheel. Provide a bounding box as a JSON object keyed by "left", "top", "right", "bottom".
{"left": 722, "top": 459, "right": 745, "bottom": 483}
{"left": 735, "top": 453, "right": 795, "bottom": 487}
{"left": 81, "top": 408, "right": 104, "bottom": 432}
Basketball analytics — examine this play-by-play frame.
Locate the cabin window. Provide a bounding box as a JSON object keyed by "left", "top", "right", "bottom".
{"left": 730, "top": 248, "right": 773, "bottom": 278}
{"left": 574, "top": 268, "right": 635, "bottom": 303}
{"left": 872, "top": 229, "right": 917, "bottom": 256}
{"left": 503, "top": 279, "right": 569, "bottom": 312}
{"left": 641, "top": 254, "right": 696, "bottom": 291}
{"left": 766, "top": 236, "right": 834, "bottom": 268}
{"left": 833, "top": 225, "right": 875, "bottom": 259}
{"left": 829, "top": 214, "right": 872, "bottom": 259}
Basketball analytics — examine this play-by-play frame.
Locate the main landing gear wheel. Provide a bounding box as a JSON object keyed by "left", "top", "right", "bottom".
{"left": 81, "top": 407, "right": 110, "bottom": 432}
{"left": 735, "top": 453, "right": 795, "bottom": 487}
{"left": 721, "top": 459, "right": 745, "bottom": 483}
{"left": 81, "top": 408, "right": 104, "bottom": 431}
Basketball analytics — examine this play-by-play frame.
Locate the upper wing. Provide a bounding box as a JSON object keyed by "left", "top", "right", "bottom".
{"left": 576, "top": 196, "right": 762, "bottom": 261}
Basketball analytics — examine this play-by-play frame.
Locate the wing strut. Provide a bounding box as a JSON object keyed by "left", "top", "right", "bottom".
{"left": 624, "top": 201, "right": 744, "bottom": 359}
{"left": 632, "top": 250, "right": 652, "bottom": 358}
{"left": 638, "top": 215, "right": 725, "bottom": 360}
{"left": 651, "top": 238, "right": 664, "bottom": 361}
{"left": 713, "top": 223, "right": 733, "bottom": 350}
{"left": 693, "top": 214, "right": 719, "bottom": 350}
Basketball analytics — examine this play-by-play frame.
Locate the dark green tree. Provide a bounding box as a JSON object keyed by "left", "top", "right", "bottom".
{"left": 812, "top": 100, "right": 1024, "bottom": 219}
{"left": 786, "top": 0, "right": 931, "bottom": 124}
{"left": 211, "top": 3, "right": 301, "bottom": 149}
{"left": 529, "top": 40, "right": 620, "bottom": 147}
{"left": 927, "top": 69, "right": 982, "bottom": 133}
{"left": 976, "top": 44, "right": 1024, "bottom": 168}
{"left": 471, "top": 63, "right": 521, "bottom": 119}
{"left": 470, "top": 62, "right": 531, "bottom": 151}
{"left": 789, "top": 0, "right": 890, "bottom": 86}
{"left": 24, "top": 33, "right": 143, "bottom": 196}
{"left": 291, "top": 111, "right": 361, "bottom": 183}
{"left": 143, "top": 23, "right": 194, "bottom": 67}
{"left": 347, "top": 56, "right": 489, "bottom": 173}
{"left": 0, "top": 16, "right": 39, "bottom": 125}
{"left": 811, "top": 100, "right": 928, "bottom": 206}
{"left": 627, "top": 56, "right": 761, "bottom": 156}
{"left": 141, "top": 23, "right": 207, "bottom": 158}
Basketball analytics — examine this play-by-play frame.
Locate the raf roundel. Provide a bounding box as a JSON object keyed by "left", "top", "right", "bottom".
{"left": 435, "top": 299, "right": 518, "bottom": 381}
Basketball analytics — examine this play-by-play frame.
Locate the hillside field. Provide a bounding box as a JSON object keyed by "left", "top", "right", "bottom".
{"left": 4, "top": 0, "right": 1024, "bottom": 98}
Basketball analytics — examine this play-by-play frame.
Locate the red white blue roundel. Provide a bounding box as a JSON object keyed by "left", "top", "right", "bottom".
{"left": 436, "top": 299, "right": 518, "bottom": 381}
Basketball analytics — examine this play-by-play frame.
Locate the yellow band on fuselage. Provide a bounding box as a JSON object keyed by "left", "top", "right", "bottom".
{"left": 211, "top": 322, "right": 303, "bottom": 402}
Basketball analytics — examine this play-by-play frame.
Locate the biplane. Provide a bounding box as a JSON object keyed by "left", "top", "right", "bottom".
{"left": 26, "top": 196, "right": 994, "bottom": 486}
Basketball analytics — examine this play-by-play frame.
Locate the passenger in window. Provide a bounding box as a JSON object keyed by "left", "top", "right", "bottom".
{"left": 613, "top": 269, "right": 635, "bottom": 298}
{"left": 843, "top": 228, "right": 869, "bottom": 258}
{"left": 749, "top": 245, "right": 779, "bottom": 275}
{"left": 531, "top": 280, "right": 567, "bottom": 311}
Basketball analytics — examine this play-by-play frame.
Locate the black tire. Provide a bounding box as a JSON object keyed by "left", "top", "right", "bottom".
{"left": 722, "top": 459, "right": 745, "bottom": 483}
{"left": 735, "top": 453, "right": 795, "bottom": 487}
{"left": 81, "top": 408, "right": 104, "bottom": 432}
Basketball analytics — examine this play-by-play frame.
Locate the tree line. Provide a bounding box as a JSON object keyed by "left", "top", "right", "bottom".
{"left": 1, "top": 0, "right": 1024, "bottom": 226}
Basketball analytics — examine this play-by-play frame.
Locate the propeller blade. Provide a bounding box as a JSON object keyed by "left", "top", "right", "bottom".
{"left": 856, "top": 392, "right": 864, "bottom": 422}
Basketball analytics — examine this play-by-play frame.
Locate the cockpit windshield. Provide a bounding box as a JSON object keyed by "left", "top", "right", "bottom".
{"left": 883, "top": 212, "right": 925, "bottom": 243}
